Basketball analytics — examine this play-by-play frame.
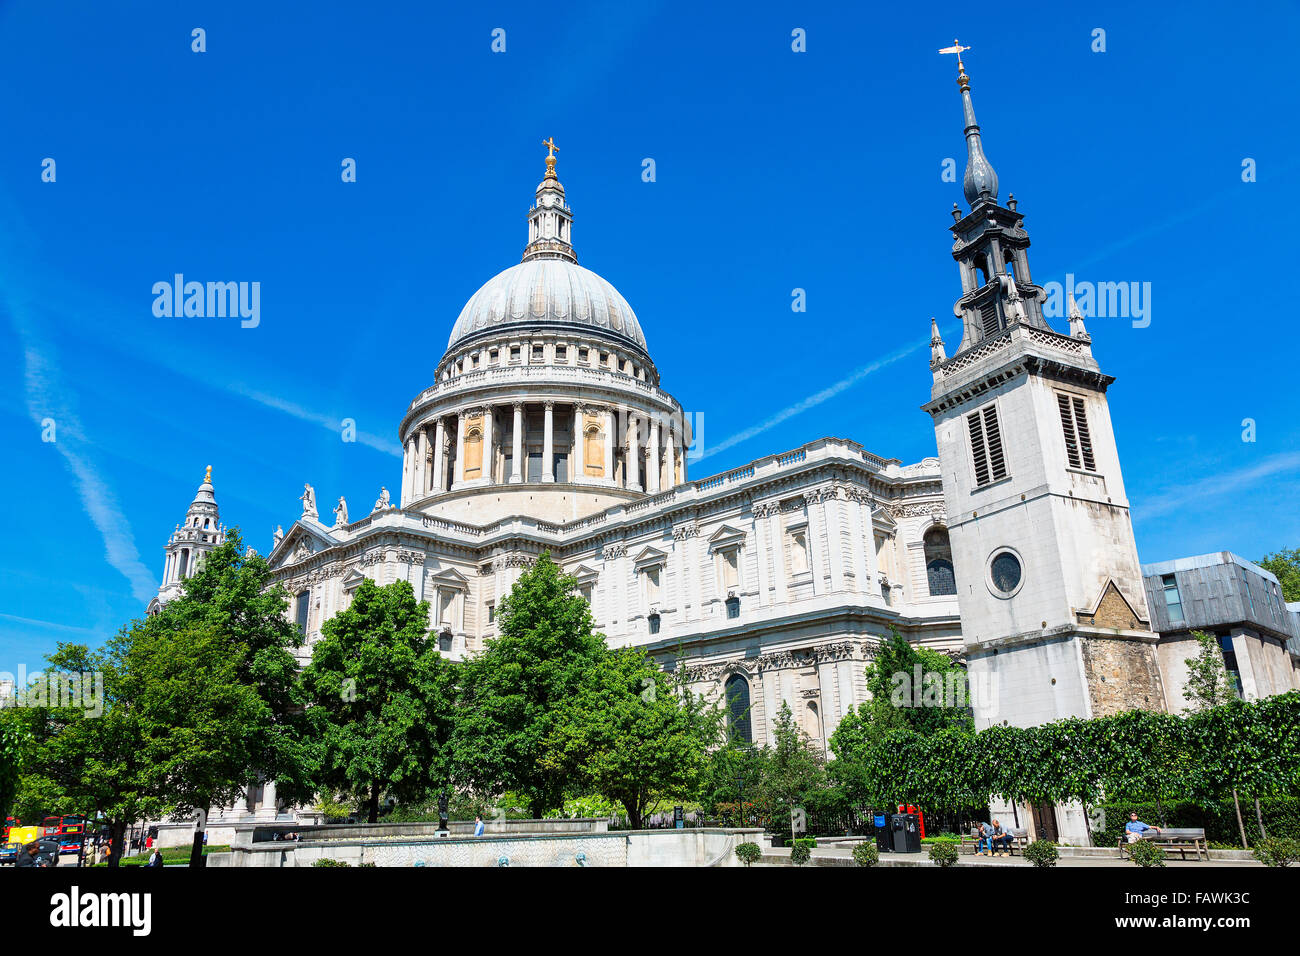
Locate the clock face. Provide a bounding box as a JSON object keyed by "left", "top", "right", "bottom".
{"left": 991, "top": 552, "right": 1022, "bottom": 594}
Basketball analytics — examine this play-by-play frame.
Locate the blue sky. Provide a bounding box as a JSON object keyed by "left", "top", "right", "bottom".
{"left": 2, "top": 0, "right": 1297, "bottom": 668}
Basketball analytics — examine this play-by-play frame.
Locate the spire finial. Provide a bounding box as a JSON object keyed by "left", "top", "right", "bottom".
{"left": 929, "top": 317, "right": 948, "bottom": 367}
{"left": 203, "top": 464, "right": 212, "bottom": 485}
{"left": 940, "top": 41, "right": 999, "bottom": 207}
{"left": 543, "top": 137, "right": 559, "bottom": 180}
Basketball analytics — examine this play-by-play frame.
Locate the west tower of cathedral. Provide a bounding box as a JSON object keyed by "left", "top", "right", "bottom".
{"left": 922, "top": 51, "right": 1166, "bottom": 740}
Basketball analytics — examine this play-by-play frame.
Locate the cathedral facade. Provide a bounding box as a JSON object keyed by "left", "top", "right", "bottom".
{"left": 148, "top": 60, "right": 1298, "bottom": 841}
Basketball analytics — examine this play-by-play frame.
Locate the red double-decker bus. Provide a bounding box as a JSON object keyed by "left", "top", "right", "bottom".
{"left": 2, "top": 816, "right": 20, "bottom": 842}
{"left": 41, "top": 815, "right": 87, "bottom": 853}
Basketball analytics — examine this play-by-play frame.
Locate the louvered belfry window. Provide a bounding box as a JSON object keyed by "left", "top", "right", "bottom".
{"left": 967, "top": 404, "right": 1008, "bottom": 487}
{"left": 1056, "top": 392, "right": 1096, "bottom": 471}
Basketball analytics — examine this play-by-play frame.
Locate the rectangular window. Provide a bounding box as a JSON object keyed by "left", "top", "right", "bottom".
{"left": 527, "top": 451, "right": 543, "bottom": 482}
{"left": 1161, "top": 574, "right": 1184, "bottom": 624}
{"left": 489, "top": 348, "right": 499, "bottom": 364}
{"left": 979, "top": 299, "right": 1002, "bottom": 338}
{"left": 790, "top": 530, "right": 809, "bottom": 573}
{"left": 578, "top": 348, "right": 589, "bottom": 364}
{"left": 295, "top": 591, "right": 310, "bottom": 637}
{"left": 486, "top": 602, "right": 495, "bottom": 624}
{"left": 644, "top": 566, "right": 661, "bottom": 605}
{"left": 722, "top": 549, "right": 739, "bottom": 589}
{"left": 967, "top": 404, "right": 1007, "bottom": 487}
{"left": 553, "top": 452, "right": 569, "bottom": 483}
{"left": 532, "top": 345, "right": 544, "bottom": 362}
{"left": 556, "top": 345, "right": 567, "bottom": 361}
{"left": 1218, "top": 634, "right": 1243, "bottom": 698}
{"left": 510, "top": 346, "right": 520, "bottom": 363}
{"left": 1056, "top": 392, "right": 1096, "bottom": 471}
{"left": 438, "top": 589, "right": 455, "bottom": 628}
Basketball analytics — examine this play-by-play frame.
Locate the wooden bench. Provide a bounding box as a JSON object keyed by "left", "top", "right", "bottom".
{"left": 963, "top": 826, "right": 1030, "bottom": 856}
{"left": 1117, "top": 827, "right": 1208, "bottom": 861}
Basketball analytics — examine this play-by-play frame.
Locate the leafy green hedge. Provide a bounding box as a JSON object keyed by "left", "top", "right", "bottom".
{"left": 1096, "top": 797, "right": 1300, "bottom": 848}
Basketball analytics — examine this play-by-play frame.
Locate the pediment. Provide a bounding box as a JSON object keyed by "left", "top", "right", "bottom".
{"left": 267, "top": 520, "right": 338, "bottom": 570}
{"left": 428, "top": 566, "right": 469, "bottom": 589}
{"left": 707, "top": 524, "right": 746, "bottom": 551}
{"left": 1077, "top": 579, "right": 1149, "bottom": 631}
{"left": 633, "top": 546, "right": 668, "bottom": 569}
{"left": 571, "top": 564, "right": 599, "bottom": 584}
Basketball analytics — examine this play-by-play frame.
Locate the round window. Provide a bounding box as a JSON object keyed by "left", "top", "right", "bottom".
{"left": 989, "top": 550, "right": 1023, "bottom": 597}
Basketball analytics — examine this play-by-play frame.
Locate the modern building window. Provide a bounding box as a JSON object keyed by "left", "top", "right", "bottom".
{"left": 1161, "top": 573, "right": 1184, "bottom": 624}
{"left": 1056, "top": 392, "right": 1096, "bottom": 471}
{"left": 724, "top": 675, "right": 752, "bottom": 744}
{"left": 923, "top": 527, "right": 956, "bottom": 596}
{"left": 967, "top": 404, "right": 1008, "bottom": 486}
{"left": 294, "top": 590, "right": 310, "bottom": 637}
{"left": 1218, "top": 634, "right": 1243, "bottom": 698}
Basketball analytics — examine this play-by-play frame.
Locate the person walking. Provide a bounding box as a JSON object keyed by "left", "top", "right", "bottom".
{"left": 473, "top": 815, "right": 485, "bottom": 837}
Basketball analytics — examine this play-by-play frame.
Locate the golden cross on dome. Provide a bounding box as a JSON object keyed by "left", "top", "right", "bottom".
{"left": 204, "top": 464, "right": 213, "bottom": 484}
{"left": 543, "top": 137, "right": 559, "bottom": 158}
{"left": 939, "top": 38, "right": 970, "bottom": 69}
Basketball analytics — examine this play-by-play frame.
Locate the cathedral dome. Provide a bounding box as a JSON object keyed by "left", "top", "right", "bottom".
{"left": 446, "top": 257, "right": 647, "bottom": 354}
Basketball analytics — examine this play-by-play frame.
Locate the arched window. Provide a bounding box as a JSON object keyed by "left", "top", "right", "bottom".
{"left": 724, "top": 675, "right": 752, "bottom": 744}
{"left": 924, "top": 527, "right": 956, "bottom": 596}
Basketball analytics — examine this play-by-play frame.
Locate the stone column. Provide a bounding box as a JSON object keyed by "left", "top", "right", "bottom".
{"left": 647, "top": 418, "right": 661, "bottom": 494}
{"left": 400, "top": 438, "right": 411, "bottom": 504}
{"left": 432, "top": 417, "right": 446, "bottom": 494}
{"left": 824, "top": 491, "right": 844, "bottom": 592}
{"left": 482, "top": 405, "right": 495, "bottom": 483}
{"left": 573, "top": 405, "right": 583, "bottom": 482}
{"left": 415, "top": 428, "right": 429, "bottom": 499}
{"left": 627, "top": 415, "right": 640, "bottom": 491}
{"left": 603, "top": 408, "right": 615, "bottom": 481}
{"left": 454, "top": 411, "right": 466, "bottom": 487}
{"left": 542, "top": 401, "right": 555, "bottom": 482}
{"left": 511, "top": 402, "right": 524, "bottom": 483}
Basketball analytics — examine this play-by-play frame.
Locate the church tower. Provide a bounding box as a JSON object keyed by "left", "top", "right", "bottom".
{"left": 147, "top": 465, "right": 226, "bottom": 615}
{"left": 922, "top": 50, "right": 1165, "bottom": 743}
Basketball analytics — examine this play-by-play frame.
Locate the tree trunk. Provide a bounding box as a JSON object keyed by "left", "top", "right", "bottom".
{"left": 1254, "top": 798, "right": 1267, "bottom": 841}
{"left": 107, "top": 820, "right": 127, "bottom": 868}
{"left": 367, "top": 784, "right": 380, "bottom": 824}
{"left": 1232, "top": 788, "right": 1248, "bottom": 849}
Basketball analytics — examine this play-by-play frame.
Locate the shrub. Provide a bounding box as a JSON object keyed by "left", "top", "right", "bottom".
{"left": 1128, "top": 840, "right": 1166, "bottom": 868}
{"left": 928, "top": 839, "right": 959, "bottom": 867}
{"left": 852, "top": 842, "right": 879, "bottom": 867}
{"left": 311, "top": 858, "right": 350, "bottom": 867}
{"left": 790, "top": 838, "right": 816, "bottom": 866}
{"left": 734, "top": 842, "right": 762, "bottom": 867}
{"left": 1023, "top": 840, "right": 1058, "bottom": 868}
{"left": 1253, "top": 837, "right": 1300, "bottom": 867}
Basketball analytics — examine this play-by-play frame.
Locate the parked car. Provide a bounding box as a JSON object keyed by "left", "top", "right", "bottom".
{"left": 0, "top": 842, "right": 21, "bottom": 865}
{"left": 33, "top": 837, "right": 60, "bottom": 866}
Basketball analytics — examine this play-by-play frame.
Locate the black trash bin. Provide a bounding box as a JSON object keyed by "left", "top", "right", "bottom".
{"left": 873, "top": 812, "right": 893, "bottom": 852}
{"left": 891, "top": 812, "right": 922, "bottom": 853}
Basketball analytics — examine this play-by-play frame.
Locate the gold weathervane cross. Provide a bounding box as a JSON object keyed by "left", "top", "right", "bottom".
{"left": 543, "top": 137, "right": 559, "bottom": 158}
{"left": 938, "top": 38, "right": 970, "bottom": 68}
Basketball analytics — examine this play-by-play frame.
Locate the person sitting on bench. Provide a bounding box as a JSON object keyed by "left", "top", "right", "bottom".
{"left": 989, "top": 819, "right": 1013, "bottom": 856}
{"left": 1124, "top": 812, "right": 1161, "bottom": 844}
{"left": 973, "top": 821, "right": 993, "bottom": 855}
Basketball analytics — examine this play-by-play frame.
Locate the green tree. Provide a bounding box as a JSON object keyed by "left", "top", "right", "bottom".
{"left": 300, "top": 578, "right": 455, "bottom": 823}
{"left": 451, "top": 553, "right": 605, "bottom": 818}
{"left": 754, "top": 702, "right": 829, "bottom": 829}
{"left": 149, "top": 531, "right": 314, "bottom": 805}
{"left": 12, "top": 629, "right": 264, "bottom": 866}
{"left": 543, "top": 648, "right": 724, "bottom": 828}
{"left": 0, "top": 711, "right": 30, "bottom": 822}
{"left": 860, "top": 627, "right": 972, "bottom": 735}
{"left": 1257, "top": 548, "right": 1300, "bottom": 602}
{"left": 1183, "top": 630, "right": 1234, "bottom": 711}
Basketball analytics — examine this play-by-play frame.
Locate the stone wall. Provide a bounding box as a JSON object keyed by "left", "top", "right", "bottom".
{"left": 1080, "top": 635, "right": 1165, "bottom": 716}
{"left": 207, "top": 827, "right": 763, "bottom": 868}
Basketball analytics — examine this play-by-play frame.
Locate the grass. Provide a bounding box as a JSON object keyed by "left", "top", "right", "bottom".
{"left": 89, "top": 844, "right": 231, "bottom": 867}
